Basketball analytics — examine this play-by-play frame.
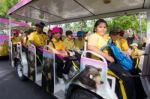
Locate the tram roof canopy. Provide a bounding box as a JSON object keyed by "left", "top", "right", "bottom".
{"left": 8, "top": 0, "right": 150, "bottom": 25}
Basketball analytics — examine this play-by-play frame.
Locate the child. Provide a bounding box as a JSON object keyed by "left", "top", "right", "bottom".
{"left": 130, "top": 43, "right": 142, "bottom": 68}
{"left": 130, "top": 43, "right": 147, "bottom": 99}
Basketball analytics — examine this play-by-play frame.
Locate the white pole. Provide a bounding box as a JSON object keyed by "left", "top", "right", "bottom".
{"left": 9, "top": 17, "right": 14, "bottom": 67}
{"left": 147, "top": 9, "right": 150, "bottom": 44}
{"left": 8, "top": 17, "right": 11, "bottom": 46}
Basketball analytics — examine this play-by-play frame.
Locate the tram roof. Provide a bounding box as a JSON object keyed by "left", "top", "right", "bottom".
{"left": 8, "top": 0, "right": 150, "bottom": 25}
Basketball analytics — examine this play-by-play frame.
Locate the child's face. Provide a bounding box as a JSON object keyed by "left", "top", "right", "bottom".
{"left": 36, "top": 26, "right": 43, "bottom": 33}
{"left": 95, "top": 23, "right": 107, "bottom": 35}
{"left": 68, "top": 34, "right": 73, "bottom": 39}
{"left": 53, "top": 33, "right": 61, "bottom": 40}
{"left": 110, "top": 34, "right": 118, "bottom": 41}
{"left": 132, "top": 45, "right": 137, "bottom": 49}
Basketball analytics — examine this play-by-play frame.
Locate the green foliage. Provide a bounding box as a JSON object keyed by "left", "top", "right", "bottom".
{"left": 62, "top": 14, "right": 147, "bottom": 34}
{"left": 107, "top": 14, "right": 147, "bottom": 33}
{"left": 63, "top": 20, "right": 96, "bottom": 33}
{"left": 0, "top": 0, "right": 18, "bottom": 18}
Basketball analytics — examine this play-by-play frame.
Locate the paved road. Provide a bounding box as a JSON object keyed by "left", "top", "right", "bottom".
{"left": 0, "top": 58, "right": 57, "bottom": 99}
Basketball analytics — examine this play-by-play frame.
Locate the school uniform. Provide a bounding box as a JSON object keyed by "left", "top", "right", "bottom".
{"left": 49, "top": 38, "right": 72, "bottom": 78}
{"left": 88, "top": 33, "right": 136, "bottom": 99}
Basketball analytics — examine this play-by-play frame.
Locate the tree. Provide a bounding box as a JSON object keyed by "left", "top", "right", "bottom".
{"left": 107, "top": 14, "right": 147, "bottom": 34}
{"left": 0, "top": 0, "right": 18, "bottom": 18}
{"left": 59, "top": 14, "right": 147, "bottom": 34}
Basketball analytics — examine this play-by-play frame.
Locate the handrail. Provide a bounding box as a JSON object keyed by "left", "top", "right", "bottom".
{"left": 81, "top": 50, "right": 107, "bottom": 65}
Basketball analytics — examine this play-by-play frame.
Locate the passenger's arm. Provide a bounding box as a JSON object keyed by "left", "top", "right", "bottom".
{"left": 123, "top": 50, "right": 130, "bottom": 56}
{"left": 88, "top": 45, "right": 114, "bottom": 63}
{"left": 29, "top": 40, "right": 42, "bottom": 47}
{"left": 28, "top": 33, "right": 42, "bottom": 48}
{"left": 48, "top": 42, "right": 68, "bottom": 57}
{"left": 121, "top": 39, "right": 130, "bottom": 55}
{"left": 55, "top": 50, "right": 68, "bottom": 57}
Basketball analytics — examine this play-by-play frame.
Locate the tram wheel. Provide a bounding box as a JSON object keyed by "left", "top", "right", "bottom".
{"left": 16, "top": 61, "right": 27, "bottom": 81}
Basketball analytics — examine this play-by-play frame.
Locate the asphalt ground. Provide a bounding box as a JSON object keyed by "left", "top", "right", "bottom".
{"left": 0, "top": 57, "right": 57, "bottom": 99}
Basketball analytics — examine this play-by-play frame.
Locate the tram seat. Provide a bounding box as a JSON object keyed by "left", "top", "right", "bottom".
{"left": 80, "top": 56, "right": 116, "bottom": 91}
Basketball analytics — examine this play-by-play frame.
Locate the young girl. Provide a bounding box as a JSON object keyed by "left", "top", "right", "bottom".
{"left": 88, "top": 19, "right": 136, "bottom": 99}
{"left": 48, "top": 27, "right": 72, "bottom": 82}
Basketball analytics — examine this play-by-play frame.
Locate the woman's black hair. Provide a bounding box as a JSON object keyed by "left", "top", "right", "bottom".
{"left": 93, "top": 19, "right": 108, "bottom": 32}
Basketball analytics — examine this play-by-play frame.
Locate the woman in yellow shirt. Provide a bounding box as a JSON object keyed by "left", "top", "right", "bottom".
{"left": 88, "top": 19, "right": 136, "bottom": 99}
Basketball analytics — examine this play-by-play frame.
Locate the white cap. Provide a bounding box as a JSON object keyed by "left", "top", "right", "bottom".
{"left": 130, "top": 43, "right": 138, "bottom": 47}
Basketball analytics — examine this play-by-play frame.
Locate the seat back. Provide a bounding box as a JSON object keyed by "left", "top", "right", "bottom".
{"left": 42, "top": 45, "right": 55, "bottom": 93}
{"left": 80, "top": 50, "right": 117, "bottom": 99}
{"left": 80, "top": 56, "right": 107, "bottom": 82}
{"left": 27, "top": 43, "right": 36, "bottom": 81}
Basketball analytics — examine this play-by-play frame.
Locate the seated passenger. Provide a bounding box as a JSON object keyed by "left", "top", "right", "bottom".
{"left": 11, "top": 29, "right": 22, "bottom": 54}
{"left": 130, "top": 42, "right": 147, "bottom": 98}
{"left": 75, "top": 31, "right": 85, "bottom": 50}
{"left": 48, "top": 27, "right": 72, "bottom": 82}
{"left": 28, "top": 22, "right": 48, "bottom": 48}
{"left": 22, "top": 29, "right": 34, "bottom": 48}
{"left": 47, "top": 29, "right": 52, "bottom": 44}
{"left": 88, "top": 19, "right": 136, "bottom": 99}
{"left": 115, "top": 29, "right": 130, "bottom": 55}
{"left": 130, "top": 43, "right": 142, "bottom": 68}
{"left": 64, "top": 30, "right": 78, "bottom": 51}
{"left": 109, "top": 28, "right": 147, "bottom": 99}
{"left": 11, "top": 29, "right": 22, "bottom": 45}
{"left": 28, "top": 22, "right": 48, "bottom": 64}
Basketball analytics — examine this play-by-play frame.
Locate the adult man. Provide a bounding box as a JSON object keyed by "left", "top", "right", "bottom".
{"left": 28, "top": 22, "right": 48, "bottom": 65}
{"left": 28, "top": 22, "right": 48, "bottom": 47}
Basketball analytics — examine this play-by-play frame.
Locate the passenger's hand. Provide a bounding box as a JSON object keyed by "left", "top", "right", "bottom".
{"left": 62, "top": 52, "right": 68, "bottom": 57}
{"left": 68, "top": 51, "right": 75, "bottom": 56}
{"left": 106, "top": 56, "right": 114, "bottom": 63}
{"left": 56, "top": 51, "right": 68, "bottom": 57}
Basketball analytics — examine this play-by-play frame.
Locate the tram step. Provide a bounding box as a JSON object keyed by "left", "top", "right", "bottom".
{"left": 54, "top": 84, "right": 65, "bottom": 99}
{"left": 35, "top": 73, "right": 42, "bottom": 86}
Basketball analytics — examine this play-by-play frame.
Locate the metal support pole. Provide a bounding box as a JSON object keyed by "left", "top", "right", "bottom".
{"left": 8, "top": 17, "right": 11, "bottom": 46}
{"left": 147, "top": 9, "right": 150, "bottom": 44}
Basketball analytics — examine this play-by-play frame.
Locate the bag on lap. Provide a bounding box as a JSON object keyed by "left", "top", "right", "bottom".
{"left": 101, "top": 39, "right": 133, "bottom": 71}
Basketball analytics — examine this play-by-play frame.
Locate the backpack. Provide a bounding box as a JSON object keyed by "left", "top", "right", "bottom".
{"left": 105, "top": 39, "right": 133, "bottom": 71}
